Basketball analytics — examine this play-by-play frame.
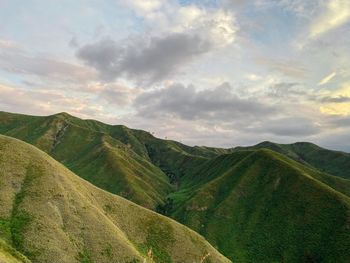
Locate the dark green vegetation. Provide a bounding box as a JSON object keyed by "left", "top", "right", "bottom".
{"left": 235, "top": 141, "right": 350, "bottom": 179}
{"left": 170, "top": 150, "right": 350, "bottom": 262}
{"left": 0, "top": 135, "right": 230, "bottom": 263}
{"left": 1, "top": 111, "right": 350, "bottom": 263}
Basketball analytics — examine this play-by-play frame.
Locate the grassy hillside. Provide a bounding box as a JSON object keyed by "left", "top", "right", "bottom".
{"left": 235, "top": 141, "right": 350, "bottom": 179}
{"left": 0, "top": 134, "right": 230, "bottom": 263}
{"left": 170, "top": 150, "right": 350, "bottom": 263}
{"left": 1, "top": 111, "right": 350, "bottom": 263}
{"left": 0, "top": 111, "right": 232, "bottom": 209}
{"left": 0, "top": 111, "right": 174, "bottom": 209}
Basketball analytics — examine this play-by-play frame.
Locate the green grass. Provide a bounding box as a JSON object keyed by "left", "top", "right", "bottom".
{"left": 0, "top": 134, "right": 230, "bottom": 263}
{"left": 10, "top": 167, "right": 38, "bottom": 253}
{"left": 236, "top": 141, "right": 350, "bottom": 179}
{"left": 171, "top": 150, "right": 350, "bottom": 262}
{"left": 78, "top": 249, "right": 92, "bottom": 263}
{"left": 139, "top": 218, "right": 175, "bottom": 263}
{"left": 0, "top": 238, "right": 31, "bottom": 263}
{"left": 1, "top": 111, "right": 350, "bottom": 263}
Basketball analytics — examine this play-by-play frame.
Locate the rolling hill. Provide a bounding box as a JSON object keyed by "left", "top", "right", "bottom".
{"left": 0, "top": 134, "right": 230, "bottom": 263}
{"left": 1, "top": 111, "right": 350, "bottom": 263}
{"left": 170, "top": 149, "right": 350, "bottom": 262}
{"left": 0, "top": 111, "right": 231, "bottom": 210}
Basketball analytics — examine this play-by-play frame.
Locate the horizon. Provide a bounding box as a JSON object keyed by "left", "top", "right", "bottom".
{"left": 1, "top": 0, "right": 350, "bottom": 151}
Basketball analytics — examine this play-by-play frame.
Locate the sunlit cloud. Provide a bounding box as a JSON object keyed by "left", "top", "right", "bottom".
{"left": 319, "top": 82, "right": 350, "bottom": 116}
{"left": 310, "top": 0, "right": 350, "bottom": 39}
{"left": 318, "top": 72, "right": 336, "bottom": 86}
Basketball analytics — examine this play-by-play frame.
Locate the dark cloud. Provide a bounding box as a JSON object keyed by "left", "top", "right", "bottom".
{"left": 97, "top": 84, "right": 136, "bottom": 107}
{"left": 327, "top": 116, "right": 350, "bottom": 127}
{"left": 134, "top": 82, "right": 275, "bottom": 121}
{"left": 267, "top": 82, "right": 306, "bottom": 98}
{"left": 76, "top": 33, "right": 212, "bottom": 84}
{"left": 319, "top": 96, "right": 350, "bottom": 103}
{"left": 318, "top": 129, "right": 350, "bottom": 152}
{"left": 131, "top": 82, "right": 324, "bottom": 143}
{"left": 259, "top": 117, "right": 321, "bottom": 137}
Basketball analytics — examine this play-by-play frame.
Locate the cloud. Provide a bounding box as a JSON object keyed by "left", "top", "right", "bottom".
{"left": 123, "top": 1, "right": 237, "bottom": 46}
{"left": 96, "top": 83, "right": 139, "bottom": 107}
{"left": 267, "top": 82, "right": 305, "bottom": 98}
{"left": 124, "top": 0, "right": 162, "bottom": 15}
{"left": 126, "top": 81, "right": 328, "bottom": 148}
{"left": 318, "top": 72, "right": 337, "bottom": 85}
{"left": 0, "top": 84, "right": 102, "bottom": 118}
{"left": 76, "top": 2, "right": 237, "bottom": 84}
{"left": 319, "top": 95, "right": 350, "bottom": 103}
{"left": 310, "top": 0, "right": 350, "bottom": 39}
{"left": 255, "top": 58, "right": 307, "bottom": 78}
{"left": 319, "top": 82, "right": 350, "bottom": 116}
{"left": 0, "top": 43, "right": 96, "bottom": 83}
{"left": 76, "top": 34, "right": 212, "bottom": 83}
{"left": 257, "top": 117, "right": 321, "bottom": 137}
{"left": 328, "top": 115, "right": 350, "bottom": 127}
{"left": 134, "top": 82, "right": 275, "bottom": 121}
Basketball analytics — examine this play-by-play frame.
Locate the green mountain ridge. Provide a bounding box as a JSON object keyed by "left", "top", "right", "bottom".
{"left": 0, "top": 134, "right": 230, "bottom": 263}
{"left": 1, "top": 111, "right": 350, "bottom": 263}
{"left": 0, "top": 111, "right": 232, "bottom": 209}
{"left": 235, "top": 141, "right": 350, "bottom": 179}
{"left": 170, "top": 149, "right": 350, "bottom": 262}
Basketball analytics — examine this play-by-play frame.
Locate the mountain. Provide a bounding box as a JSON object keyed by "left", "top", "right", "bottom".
{"left": 235, "top": 141, "right": 350, "bottom": 179}
{"left": 0, "top": 134, "right": 230, "bottom": 263}
{"left": 1, "top": 111, "right": 350, "bottom": 263}
{"left": 170, "top": 149, "right": 350, "bottom": 262}
{"left": 0, "top": 111, "right": 231, "bottom": 210}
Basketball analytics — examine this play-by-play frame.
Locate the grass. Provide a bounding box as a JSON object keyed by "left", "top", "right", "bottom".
{"left": 78, "top": 249, "right": 92, "bottom": 263}
{"left": 0, "top": 134, "right": 231, "bottom": 263}
{"left": 171, "top": 150, "right": 350, "bottom": 262}
{"left": 140, "top": 218, "right": 175, "bottom": 263}
{"left": 1, "top": 111, "right": 350, "bottom": 263}
{"left": 0, "top": 111, "right": 176, "bottom": 209}
{"left": 0, "top": 111, "right": 229, "bottom": 210}
{"left": 236, "top": 141, "right": 350, "bottom": 179}
{"left": 0, "top": 238, "right": 31, "bottom": 263}
{"left": 10, "top": 167, "right": 37, "bottom": 253}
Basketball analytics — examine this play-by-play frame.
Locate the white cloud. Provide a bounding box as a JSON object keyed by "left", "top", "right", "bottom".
{"left": 0, "top": 41, "right": 96, "bottom": 83}
{"left": 0, "top": 84, "right": 99, "bottom": 118}
{"left": 121, "top": 1, "right": 237, "bottom": 47}
{"left": 124, "top": 0, "right": 162, "bottom": 14}
{"left": 310, "top": 0, "right": 350, "bottom": 39}
{"left": 318, "top": 72, "right": 336, "bottom": 85}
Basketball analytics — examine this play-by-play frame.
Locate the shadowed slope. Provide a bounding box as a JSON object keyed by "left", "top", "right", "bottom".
{"left": 171, "top": 150, "right": 350, "bottom": 263}
{"left": 0, "top": 135, "right": 230, "bottom": 263}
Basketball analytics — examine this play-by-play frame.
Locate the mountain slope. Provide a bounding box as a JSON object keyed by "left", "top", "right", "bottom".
{"left": 170, "top": 150, "right": 350, "bottom": 263}
{"left": 0, "top": 111, "right": 174, "bottom": 209}
{"left": 2, "top": 111, "right": 350, "bottom": 263}
{"left": 0, "top": 134, "right": 230, "bottom": 263}
{"left": 235, "top": 141, "right": 350, "bottom": 179}
{"left": 0, "top": 111, "right": 231, "bottom": 209}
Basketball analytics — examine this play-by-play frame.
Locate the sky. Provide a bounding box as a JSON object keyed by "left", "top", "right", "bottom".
{"left": 0, "top": 0, "right": 350, "bottom": 151}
